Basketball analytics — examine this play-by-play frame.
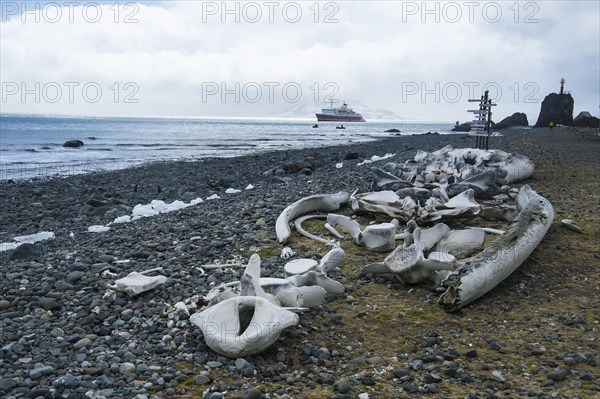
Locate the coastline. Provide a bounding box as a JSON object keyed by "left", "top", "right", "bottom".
{"left": 0, "top": 127, "right": 598, "bottom": 398}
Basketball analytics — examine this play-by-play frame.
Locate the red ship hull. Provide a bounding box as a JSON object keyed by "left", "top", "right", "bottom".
{"left": 315, "top": 114, "right": 366, "bottom": 122}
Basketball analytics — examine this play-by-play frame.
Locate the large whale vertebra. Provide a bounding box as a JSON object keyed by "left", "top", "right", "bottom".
{"left": 190, "top": 295, "right": 299, "bottom": 358}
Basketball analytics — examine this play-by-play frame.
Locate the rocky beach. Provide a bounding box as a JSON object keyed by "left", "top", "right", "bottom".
{"left": 1, "top": 127, "right": 598, "bottom": 399}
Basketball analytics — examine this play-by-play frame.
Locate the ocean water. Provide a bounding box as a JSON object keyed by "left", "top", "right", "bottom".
{"left": 0, "top": 114, "right": 454, "bottom": 180}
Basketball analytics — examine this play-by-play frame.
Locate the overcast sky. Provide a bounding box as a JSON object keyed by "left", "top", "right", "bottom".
{"left": 1, "top": 1, "right": 598, "bottom": 121}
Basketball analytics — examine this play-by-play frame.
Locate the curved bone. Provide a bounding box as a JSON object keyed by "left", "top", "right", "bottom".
{"left": 294, "top": 215, "right": 334, "bottom": 244}
{"left": 326, "top": 214, "right": 362, "bottom": 243}
{"left": 276, "top": 192, "right": 350, "bottom": 243}
{"left": 190, "top": 296, "right": 299, "bottom": 357}
{"left": 439, "top": 185, "right": 554, "bottom": 312}
{"left": 324, "top": 223, "right": 345, "bottom": 239}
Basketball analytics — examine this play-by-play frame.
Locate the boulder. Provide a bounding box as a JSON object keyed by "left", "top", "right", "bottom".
{"left": 493, "top": 112, "right": 528, "bottom": 130}
{"left": 63, "top": 140, "right": 84, "bottom": 148}
{"left": 574, "top": 111, "right": 600, "bottom": 128}
{"left": 385, "top": 128, "right": 400, "bottom": 133}
{"left": 534, "top": 93, "right": 574, "bottom": 127}
{"left": 451, "top": 123, "right": 471, "bottom": 132}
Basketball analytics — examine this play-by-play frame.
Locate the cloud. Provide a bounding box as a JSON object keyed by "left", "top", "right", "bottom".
{"left": 1, "top": 1, "right": 598, "bottom": 120}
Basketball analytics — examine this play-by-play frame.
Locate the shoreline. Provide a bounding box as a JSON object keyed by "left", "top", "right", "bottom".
{"left": 0, "top": 116, "right": 457, "bottom": 182}
{"left": 0, "top": 127, "right": 598, "bottom": 398}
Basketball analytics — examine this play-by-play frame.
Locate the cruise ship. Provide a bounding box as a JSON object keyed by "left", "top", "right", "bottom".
{"left": 315, "top": 101, "right": 366, "bottom": 122}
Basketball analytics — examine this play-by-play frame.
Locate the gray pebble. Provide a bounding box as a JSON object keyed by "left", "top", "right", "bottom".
{"left": 242, "top": 387, "right": 263, "bottom": 399}
{"left": 235, "top": 358, "right": 250, "bottom": 370}
{"left": 74, "top": 337, "right": 93, "bottom": 350}
{"left": 66, "top": 270, "right": 85, "bottom": 283}
{"left": 337, "top": 380, "right": 352, "bottom": 394}
{"left": 119, "top": 362, "right": 136, "bottom": 374}
{"left": 547, "top": 369, "right": 568, "bottom": 381}
{"left": 30, "top": 365, "right": 54, "bottom": 379}
{"left": 194, "top": 375, "right": 210, "bottom": 385}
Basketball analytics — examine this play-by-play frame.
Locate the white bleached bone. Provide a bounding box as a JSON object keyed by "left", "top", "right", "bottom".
{"left": 284, "top": 259, "right": 319, "bottom": 276}
{"left": 351, "top": 191, "right": 417, "bottom": 220}
{"left": 190, "top": 296, "right": 299, "bottom": 358}
{"left": 317, "top": 245, "right": 345, "bottom": 274}
{"left": 326, "top": 214, "right": 362, "bottom": 244}
{"left": 418, "top": 189, "right": 481, "bottom": 223}
{"left": 326, "top": 214, "right": 398, "bottom": 252}
{"left": 419, "top": 223, "right": 451, "bottom": 251}
{"left": 287, "top": 271, "right": 345, "bottom": 294}
{"left": 280, "top": 247, "right": 295, "bottom": 259}
{"left": 363, "top": 227, "right": 458, "bottom": 284}
{"left": 360, "top": 221, "right": 399, "bottom": 252}
{"left": 433, "top": 228, "right": 485, "bottom": 257}
{"left": 439, "top": 185, "right": 554, "bottom": 312}
{"left": 275, "top": 285, "right": 328, "bottom": 308}
{"left": 108, "top": 272, "right": 167, "bottom": 297}
{"left": 324, "top": 223, "right": 345, "bottom": 239}
{"left": 276, "top": 192, "right": 350, "bottom": 243}
{"left": 561, "top": 219, "right": 583, "bottom": 233}
{"left": 239, "top": 254, "right": 279, "bottom": 305}
{"left": 294, "top": 215, "right": 334, "bottom": 244}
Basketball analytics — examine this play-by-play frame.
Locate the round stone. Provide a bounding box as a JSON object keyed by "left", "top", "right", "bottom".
{"left": 119, "top": 362, "right": 136, "bottom": 374}
{"left": 242, "top": 387, "right": 263, "bottom": 399}
{"left": 337, "top": 380, "right": 352, "bottom": 394}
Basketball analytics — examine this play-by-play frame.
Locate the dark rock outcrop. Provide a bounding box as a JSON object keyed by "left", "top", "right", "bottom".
{"left": 451, "top": 123, "right": 471, "bottom": 132}
{"left": 574, "top": 111, "right": 600, "bottom": 128}
{"left": 63, "top": 140, "right": 84, "bottom": 148}
{"left": 534, "top": 93, "right": 574, "bottom": 127}
{"left": 493, "top": 113, "right": 529, "bottom": 130}
{"left": 385, "top": 128, "right": 400, "bottom": 133}
{"left": 282, "top": 161, "right": 312, "bottom": 174}
{"left": 8, "top": 243, "right": 41, "bottom": 261}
